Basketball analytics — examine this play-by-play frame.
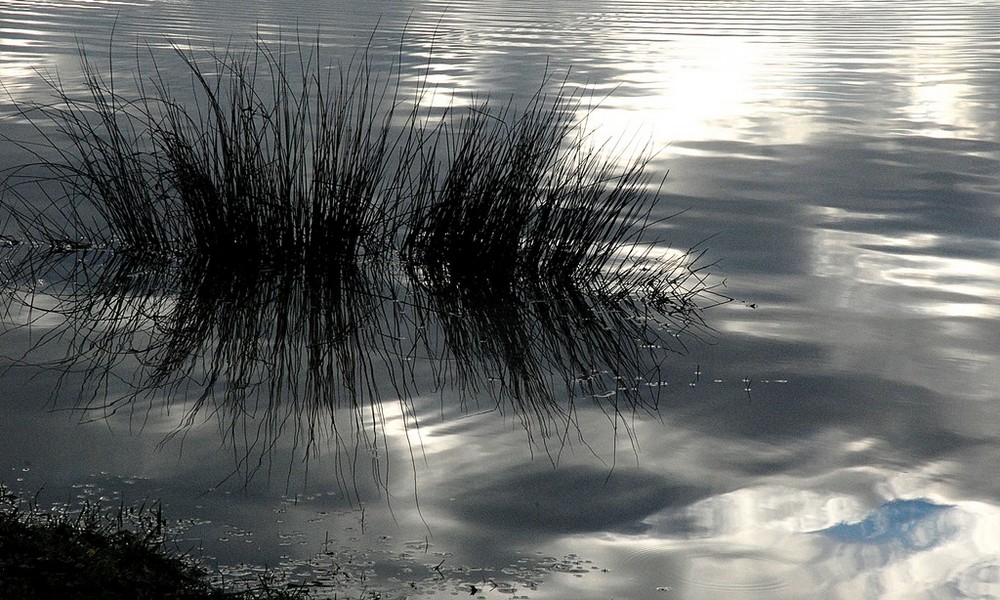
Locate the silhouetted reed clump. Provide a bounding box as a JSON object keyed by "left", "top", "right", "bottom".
{"left": 2, "top": 36, "right": 698, "bottom": 295}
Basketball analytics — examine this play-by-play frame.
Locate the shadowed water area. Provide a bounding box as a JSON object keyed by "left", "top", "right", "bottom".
{"left": 2, "top": 1, "right": 999, "bottom": 598}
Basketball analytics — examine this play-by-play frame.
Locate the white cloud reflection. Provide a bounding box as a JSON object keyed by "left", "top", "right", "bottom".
{"left": 493, "top": 429, "right": 1000, "bottom": 599}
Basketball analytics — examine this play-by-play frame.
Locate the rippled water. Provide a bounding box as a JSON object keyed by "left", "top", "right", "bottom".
{"left": 3, "top": 1, "right": 1000, "bottom": 598}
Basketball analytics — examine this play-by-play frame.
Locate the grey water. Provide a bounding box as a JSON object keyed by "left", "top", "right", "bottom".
{"left": 2, "top": 1, "right": 1000, "bottom": 598}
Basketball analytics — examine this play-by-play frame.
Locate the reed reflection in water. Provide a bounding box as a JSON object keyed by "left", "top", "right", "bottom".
{"left": 1, "top": 223, "right": 723, "bottom": 497}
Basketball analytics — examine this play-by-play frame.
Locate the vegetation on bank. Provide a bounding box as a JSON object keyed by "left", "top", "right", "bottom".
{"left": 0, "top": 487, "right": 306, "bottom": 599}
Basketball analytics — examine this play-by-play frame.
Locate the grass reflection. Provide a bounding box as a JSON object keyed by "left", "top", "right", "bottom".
{"left": 1, "top": 238, "right": 724, "bottom": 493}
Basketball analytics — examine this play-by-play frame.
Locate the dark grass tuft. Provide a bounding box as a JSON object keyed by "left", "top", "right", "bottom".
{"left": 1, "top": 33, "right": 717, "bottom": 303}
{"left": 148, "top": 40, "right": 409, "bottom": 273}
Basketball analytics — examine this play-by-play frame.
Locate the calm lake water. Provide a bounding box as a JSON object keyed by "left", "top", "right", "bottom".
{"left": 3, "top": 1, "right": 1000, "bottom": 598}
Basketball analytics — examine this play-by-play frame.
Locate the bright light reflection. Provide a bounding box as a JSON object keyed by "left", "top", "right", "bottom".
{"left": 900, "top": 26, "right": 986, "bottom": 138}
{"left": 584, "top": 37, "right": 817, "bottom": 153}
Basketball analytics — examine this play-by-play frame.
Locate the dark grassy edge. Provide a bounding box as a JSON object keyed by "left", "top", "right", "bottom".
{"left": 0, "top": 485, "right": 307, "bottom": 599}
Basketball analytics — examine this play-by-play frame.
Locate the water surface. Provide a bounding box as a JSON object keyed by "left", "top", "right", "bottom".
{"left": 2, "top": 1, "right": 1000, "bottom": 598}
